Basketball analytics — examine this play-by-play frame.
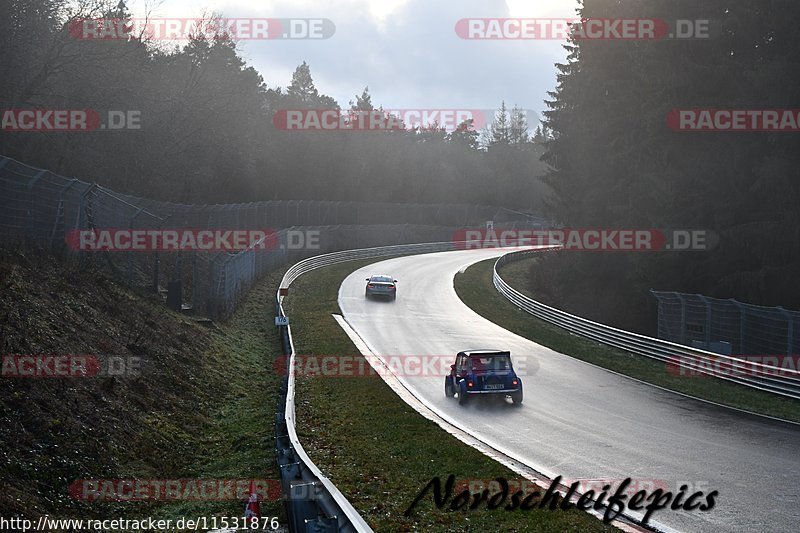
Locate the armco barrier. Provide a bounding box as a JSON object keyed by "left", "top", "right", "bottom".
{"left": 493, "top": 249, "right": 800, "bottom": 400}
{"left": 275, "top": 241, "right": 459, "bottom": 532}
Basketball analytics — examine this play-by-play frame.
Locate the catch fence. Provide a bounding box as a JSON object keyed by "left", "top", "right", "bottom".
{"left": 652, "top": 291, "right": 800, "bottom": 357}
{"left": 0, "top": 155, "right": 544, "bottom": 318}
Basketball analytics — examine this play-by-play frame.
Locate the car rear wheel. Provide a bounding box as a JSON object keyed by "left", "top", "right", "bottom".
{"left": 444, "top": 377, "right": 454, "bottom": 398}
{"left": 511, "top": 390, "right": 523, "bottom": 406}
{"left": 458, "top": 385, "right": 469, "bottom": 405}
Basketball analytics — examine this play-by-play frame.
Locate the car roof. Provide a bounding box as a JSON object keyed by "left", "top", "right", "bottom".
{"left": 369, "top": 275, "right": 394, "bottom": 280}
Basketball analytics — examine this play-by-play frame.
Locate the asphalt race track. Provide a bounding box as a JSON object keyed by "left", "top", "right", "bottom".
{"left": 337, "top": 248, "right": 800, "bottom": 533}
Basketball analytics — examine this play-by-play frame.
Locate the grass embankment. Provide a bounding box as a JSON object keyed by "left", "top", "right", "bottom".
{"left": 283, "top": 259, "right": 614, "bottom": 532}
{"left": 0, "top": 246, "right": 285, "bottom": 526}
{"left": 454, "top": 257, "right": 800, "bottom": 423}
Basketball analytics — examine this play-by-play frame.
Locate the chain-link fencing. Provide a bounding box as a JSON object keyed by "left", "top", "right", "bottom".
{"left": 0, "top": 155, "right": 545, "bottom": 318}
{"left": 652, "top": 291, "right": 800, "bottom": 356}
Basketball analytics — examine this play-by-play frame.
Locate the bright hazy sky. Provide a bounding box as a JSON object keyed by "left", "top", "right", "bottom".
{"left": 127, "top": 0, "right": 581, "bottom": 121}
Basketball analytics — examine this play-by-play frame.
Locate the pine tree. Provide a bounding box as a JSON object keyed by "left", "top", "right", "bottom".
{"left": 509, "top": 105, "right": 530, "bottom": 147}
{"left": 448, "top": 119, "right": 480, "bottom": 150}
{"left": 287, "top": 61, "right": 320, "bottom": 106}
{"left": 487, "top": 101, "right": 510, "bottom": 147}
{"left": 349, "top": 86, "right": 373, "bottom": 111}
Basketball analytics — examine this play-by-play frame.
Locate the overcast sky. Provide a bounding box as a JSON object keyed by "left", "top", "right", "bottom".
{"left": 128, "top": 0, "right": 581, "bottom": 122}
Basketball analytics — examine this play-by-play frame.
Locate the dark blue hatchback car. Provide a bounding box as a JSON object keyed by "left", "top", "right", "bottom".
{"left": 445, "top": 350, "right": 523, "bottom": 406}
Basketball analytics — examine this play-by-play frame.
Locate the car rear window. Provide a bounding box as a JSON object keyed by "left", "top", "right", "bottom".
{"left": 470, "top": 356, "right": 511, "bottom": 371}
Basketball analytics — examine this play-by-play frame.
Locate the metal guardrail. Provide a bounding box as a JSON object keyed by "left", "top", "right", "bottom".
{"left": 274, "top": 241, "right": 458, "bottom": 532}
{"left": 493, "top": 249, "right": 800, "bottom": 400}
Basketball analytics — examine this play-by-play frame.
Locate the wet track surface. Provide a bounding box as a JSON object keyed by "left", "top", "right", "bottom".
{"left": 338, "top": 248, "right": 800, "bottom": 533}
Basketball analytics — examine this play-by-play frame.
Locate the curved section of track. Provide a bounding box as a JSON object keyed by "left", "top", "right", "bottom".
{"left": 338, "top": 249, "right": 800, "bottom": 533}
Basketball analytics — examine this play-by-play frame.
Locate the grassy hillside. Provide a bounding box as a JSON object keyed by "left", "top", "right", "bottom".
{"left": 0, "top": 246, "right": 285, "bottom": 524}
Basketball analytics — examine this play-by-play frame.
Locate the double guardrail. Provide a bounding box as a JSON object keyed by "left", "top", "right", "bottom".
{"left": 273, "top": 243, "right": 799, "bottom": 533}
{"left": 274, "top": 241, "right": 458, "bottom": 532}
{"left": 493, "top": 249, "right": 800, "bottom": 400}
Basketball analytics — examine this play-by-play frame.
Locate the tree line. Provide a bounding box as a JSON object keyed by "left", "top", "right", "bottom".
{"left": 0, "top": 0, "right": 549, "bottom": 211}
{"left": 536, "top": 0, "right": 800, "bottom": 332}
{"left": 4, "top": 0, "right": 794, "bottom": 328}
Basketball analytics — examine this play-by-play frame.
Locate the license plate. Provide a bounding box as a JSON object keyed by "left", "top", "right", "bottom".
{"left": 485, "top": 384, "right": 503, "bottom": 390}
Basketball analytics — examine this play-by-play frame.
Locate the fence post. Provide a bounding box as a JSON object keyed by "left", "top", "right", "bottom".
{"left": 153, "top": 214, "right": 171, "bottom": 293}
{"left": 731, "top": 299, "right": 745, "bottom": 355}
{"left": 26, "top": 170, "right": 47, "bottom": 240}
{"left": 698, "top": 294, "right": 712, "bottom": 347}
{"left": 192, "top": 252, "right": 199, "bottom": 311}
{"left": 127, "top": 208, "right": 144, "bottom": 286}
{"left": 152, "top": 251, "right": 160, "bottom": 292}
{"left": 76, "top": 183, "right": 97, "bottom": 268}
{"left": 206, "top": 252, "right": 222, "bottom": 317}
{"left": 676, "top": 293, "right": 686, "bottom": 344}
{"left": 778, "top": 307, "right": 793, "bottom": 357}
{"left": 51, "top": 180, "right": 78, "bottom": 249}
{"left": 651, "top": 290, "right": 664, "bottom": 340}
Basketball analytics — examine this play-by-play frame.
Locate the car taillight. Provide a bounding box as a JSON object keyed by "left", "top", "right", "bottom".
{"left": 368, "top": 284, "right": 375, "bottom": 288}
{"left": 467, "top": 381, "right": 473, "bottom": 388}
{"left": 512, "top": 379, "right": 518, "bottom": 386}
{"left": 389, "top": 285, "right": 396, "bottom": 290}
